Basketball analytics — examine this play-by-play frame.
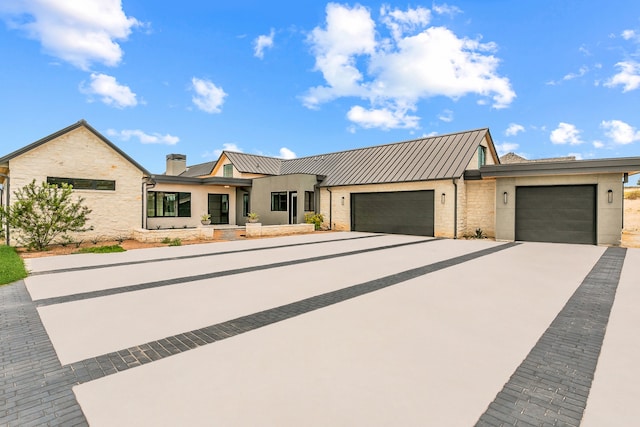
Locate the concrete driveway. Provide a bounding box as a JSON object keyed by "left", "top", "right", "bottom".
{"left": 1, "top": 232, "right": 638, "bottom": 426}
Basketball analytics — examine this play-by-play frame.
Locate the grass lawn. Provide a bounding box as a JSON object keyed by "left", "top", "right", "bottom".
{"left": 0, "top": 245, "right": 28, "bottom": 285}
{"left": 74, "top": 245, "right": 126, "bottom": 254}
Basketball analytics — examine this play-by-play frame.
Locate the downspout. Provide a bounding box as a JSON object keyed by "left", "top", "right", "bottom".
{"left": 143, "top": 177, "right": 156, "bottom": 230}
{"left": 326, "top": 188, "right": 332, "bottom": 230}
{"left": 0, "top": 173, "right": 9, "bottom": 245}
{"left": 452, "top": 178, "right": 458, "bottom": 239}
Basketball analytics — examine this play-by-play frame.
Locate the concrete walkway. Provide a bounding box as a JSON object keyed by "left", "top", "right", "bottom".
{"left": 1, "top": 232, "right": 637, "bottom": 426}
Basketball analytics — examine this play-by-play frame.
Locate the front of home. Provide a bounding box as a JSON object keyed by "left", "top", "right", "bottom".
{"left": 1, "top": 120, "right": 639, "bottom": 246}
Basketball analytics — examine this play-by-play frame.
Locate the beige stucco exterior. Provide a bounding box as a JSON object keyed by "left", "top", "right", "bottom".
{"left": 319, "top": 180, "right": 459, "bottom": 238}
{"left": 251, "top": 174, "right": 319, "bottom": 225}
{"left": 495, "top": 173, "right": 624, "bottom": 245}
{"left": 146, "top": 182, "right": 237, "bottom": 229}
{"left": 3, "top": 126, "right": 145, "bottom": 244}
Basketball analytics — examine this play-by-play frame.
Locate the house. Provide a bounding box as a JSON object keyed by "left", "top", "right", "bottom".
{"left": 0, "top": 120, "right": 149, "bottom": 243}
{"left": 2, "top": 120, "right": 639, "bottom": 246}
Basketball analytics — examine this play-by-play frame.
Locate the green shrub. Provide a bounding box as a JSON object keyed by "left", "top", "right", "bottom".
{"left": 304, "top": 213, "right": 325, "bottom": 230}
{"left": 161, "top": 237, "right": 172, "bottom": 244}
{"left": 169, "top": 238, "right": 182, "bottom": 246}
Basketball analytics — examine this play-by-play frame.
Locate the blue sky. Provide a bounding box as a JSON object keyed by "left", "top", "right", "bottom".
{"left": 1, "top": 1, "right": 639, "bottom": 174}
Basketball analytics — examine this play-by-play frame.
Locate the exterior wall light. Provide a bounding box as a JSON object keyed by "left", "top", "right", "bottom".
{"left": 341, "top": 196, "right": 345, "bottom": 206}
{"left": 441, "top": 193, "right": 446, "bottom": 204}
{"left": 503, "top": 191, "right": 508, "bottom": 204}
{"left": 608, "top": 189, "right": 613, "bottom": 203}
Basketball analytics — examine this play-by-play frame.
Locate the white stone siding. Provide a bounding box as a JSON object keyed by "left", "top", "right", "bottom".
{"left": 464, "top": 179, "right": 496, "bottom": 237}
{"left": 8, "top": 127, "right": 144, "bottom": 243}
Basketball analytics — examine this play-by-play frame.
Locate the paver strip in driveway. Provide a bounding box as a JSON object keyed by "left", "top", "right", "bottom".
{"left": 476, "top": 247, "right": 627, "bottom": 426}
{"left": 1, "top": 234, "right": 635, "bottom": 426}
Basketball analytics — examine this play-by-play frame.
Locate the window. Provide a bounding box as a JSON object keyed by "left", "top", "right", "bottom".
{"left": 242, "top": 193, "right": 249, "bottom": 217}
{"left": 304, "top": 191, "right": 314, "bottom": 211}
{"left": 223, "top": 164, "right": 233, "bottom": 178}
{"left": 478, "top": 146, "right": 487, "bottom": 168}
{"left": 147, "top": 192, "right": 191, "bottom": 217}
{"left": 47, "top": 177, "right": 115, "bottom": 191}
{"left": 271, "top": 192, "right": 287, "bottom": 211}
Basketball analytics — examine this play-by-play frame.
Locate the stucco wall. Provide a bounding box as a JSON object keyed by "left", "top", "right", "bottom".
{"left": 147, "top": 182, "right": 237, "bottom": 229}
{"left": 495, "top": 174, "right": 624, "bottom": 245}
{"left": 318, "top": 180, "right": 460, "bottom": 238}
{"left": 251, "top": 174, "right": 318, "bottom": 225}
{"left": 7, "top": 126, "right": 144, "bottom": 243}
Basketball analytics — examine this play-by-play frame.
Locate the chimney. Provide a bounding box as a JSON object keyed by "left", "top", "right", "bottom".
{"left": 166, "top": 154, "right": 186, "bottom": 176}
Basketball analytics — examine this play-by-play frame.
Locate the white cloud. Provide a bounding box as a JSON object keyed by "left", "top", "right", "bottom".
{"left": 550, "top": 122, "right": 583, "bottom": 145}
{"left": 254, "top": 29, "right": 275, "bottom": 59}
{"left": 563, "top": 65, "right": 588, "bottom": 81}
{"left": 601, "top": 119, "right": 640, "bottom": 144}
{"left": 621, "top": 29, "right": 637, "bottom": 41}
{"left": 204, "top": 143, "right": 243, "bottom": 159}
{"left": 604, "top": 61, "right": 640, "bottom": 92}
{"left": 278, "top": 147, "right": 297, "bottom": 159}
{"left": 347, "top": 104, "right": 420, "bottom": 130}
{"left": 505, "top": 123, "right": 525, "bottom": 136}
{"left": 432, "top": 3, "right": 463, "bottom": 16}
{"left": 191, "top": 77, "right": 227, "bottom": 113}
{"left": 0, "top": 0, "right": 141, "bottom": 70}
{"left": 593, "top": 140, "right": 604, "bottom": 148}
{"left": 495, "top": 142, "right": 519, "bottom": 156}
{"left": 80, "top": 73, "right": 137, "bottom": 108}
{"left": 380, "top": 5, "right": 431, "bottom": 40}
{"left": 107, "top": 129, "right": 179, "bottom": 145}
{"left": 303, "top": 3, "right": 514, "bottom": 130}
{"left": 438, "top": 109, "right": 453, "bottom": 122}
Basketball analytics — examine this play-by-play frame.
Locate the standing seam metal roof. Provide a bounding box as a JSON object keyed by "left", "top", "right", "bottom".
{"left": 213, "top": 128, "right": 491, "bottom": 186}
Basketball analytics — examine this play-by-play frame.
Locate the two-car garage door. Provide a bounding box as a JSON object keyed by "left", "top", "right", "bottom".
{"left": 515, "top": 185, "right": 596, "bottom": 245}
{"left": 351, "top": 190, "right": 434, "bottom": 236}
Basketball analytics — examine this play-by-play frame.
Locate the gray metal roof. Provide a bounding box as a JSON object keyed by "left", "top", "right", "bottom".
{"left": 180, "top": 161, "right": 215, "bottom": 177}
{"left": 224, "top": 151, "right": 282, "bottom": 176}
{"left": 280, "top": 128, "right": 491, "bottom": 186}
{"left": 481, "top": 157, "right": 640, "bottom": 178}
{"left": 0, "top": 120, "right": 150, "bottom": 175}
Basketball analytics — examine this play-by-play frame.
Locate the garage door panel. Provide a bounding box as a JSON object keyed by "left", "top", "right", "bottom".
{"left": 351, "top": 190, "right": 434, "bottom": 236}
{"left": 516, "top": 185, "right": 596, "bottom": 245}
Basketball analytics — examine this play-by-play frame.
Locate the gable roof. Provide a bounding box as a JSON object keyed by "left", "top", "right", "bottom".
{"left": 180, "top": 161, "right": 215, "bottom": 177}
{"left": 500, "top": 152, "right": 576, "bottom": 164}
{"left": 283, "top": 128, "right": 492, "bottom": 186}
{"left": 211, "top": 128, "right": 493, "bottom": 186}
{"left": 0, "top": 120, "right": 150, "bottom": 175}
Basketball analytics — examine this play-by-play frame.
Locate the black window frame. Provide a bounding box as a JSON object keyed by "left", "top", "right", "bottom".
{"left": 242, "top": 193, "right": 250, "bottom": 217}
{"left": 304, "top": 191, "right": 315, "bottom": 211}
{"left": 271, "top": 192, "right": 287, "bottom": 211}
{"left": 147, "top": 191, "right": 191, "bottom": 218}
{"left": 478, "top": 146, "right": 487, "bottom": 168}
{"left": 47, "top": 177, "right": 115, "bottom": 191}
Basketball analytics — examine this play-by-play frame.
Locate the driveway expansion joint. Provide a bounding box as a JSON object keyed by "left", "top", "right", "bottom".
{"left": 475, "top": 246, "right": 627, "bottom": 427}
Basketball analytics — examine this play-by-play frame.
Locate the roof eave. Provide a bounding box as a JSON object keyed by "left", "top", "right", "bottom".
{"left": 480, "top": 157, "right": 640, "bottom": 178}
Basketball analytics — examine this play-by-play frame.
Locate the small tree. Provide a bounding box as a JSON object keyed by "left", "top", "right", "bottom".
{"left": 0, "top": 180, "right": 92, "bottom": 250}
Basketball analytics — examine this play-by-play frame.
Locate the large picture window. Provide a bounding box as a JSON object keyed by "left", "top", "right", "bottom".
{"left": 147, "top": 192, "right": 191, "bottom": 217}
{"left": 304, "top": 191, "right": 314, "bottom": 211}
{"left": 47, "top": 177, "right": 115, "bottom": 191}
{"left": 271, "top": 192, "right": 287, "bottom": 211}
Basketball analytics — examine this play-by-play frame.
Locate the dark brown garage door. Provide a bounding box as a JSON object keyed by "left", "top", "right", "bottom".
{"left": 351, "top": 190, "right": 434, "bottom": 236}
{"left": 515, "top": 185, "right": 596, "bottom": 244}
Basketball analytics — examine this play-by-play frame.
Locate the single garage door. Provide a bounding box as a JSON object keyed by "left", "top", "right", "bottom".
{"left": 515, "top": 185, "right": 596, "bottom": 244}
{"left": 351, "top": 190, "right": 434, "bottom": 236}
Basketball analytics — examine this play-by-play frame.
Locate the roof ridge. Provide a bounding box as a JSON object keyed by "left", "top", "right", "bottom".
{"left": 282, "top": 127, "right": 489, "bottom": 163}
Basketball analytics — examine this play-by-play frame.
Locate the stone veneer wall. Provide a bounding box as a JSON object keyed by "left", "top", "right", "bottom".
{"left": 7, "top": 127, "right": 145, "bottom": 244}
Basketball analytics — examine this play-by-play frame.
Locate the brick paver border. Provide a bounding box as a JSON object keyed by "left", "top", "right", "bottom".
{"left": 476, "top": 246, "right": 627, "bottom": 426}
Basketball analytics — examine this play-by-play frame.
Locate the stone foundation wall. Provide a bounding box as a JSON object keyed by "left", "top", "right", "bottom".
{"left": 245, "top": 223, "right": 314, "bottom": 238}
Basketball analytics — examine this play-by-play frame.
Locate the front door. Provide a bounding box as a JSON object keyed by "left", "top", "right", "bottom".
{"left": 208, "top": 194, "right": 229, "bottom": 224}
{"left": 289, "top": 192, "right": 297, "bottom": 224}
